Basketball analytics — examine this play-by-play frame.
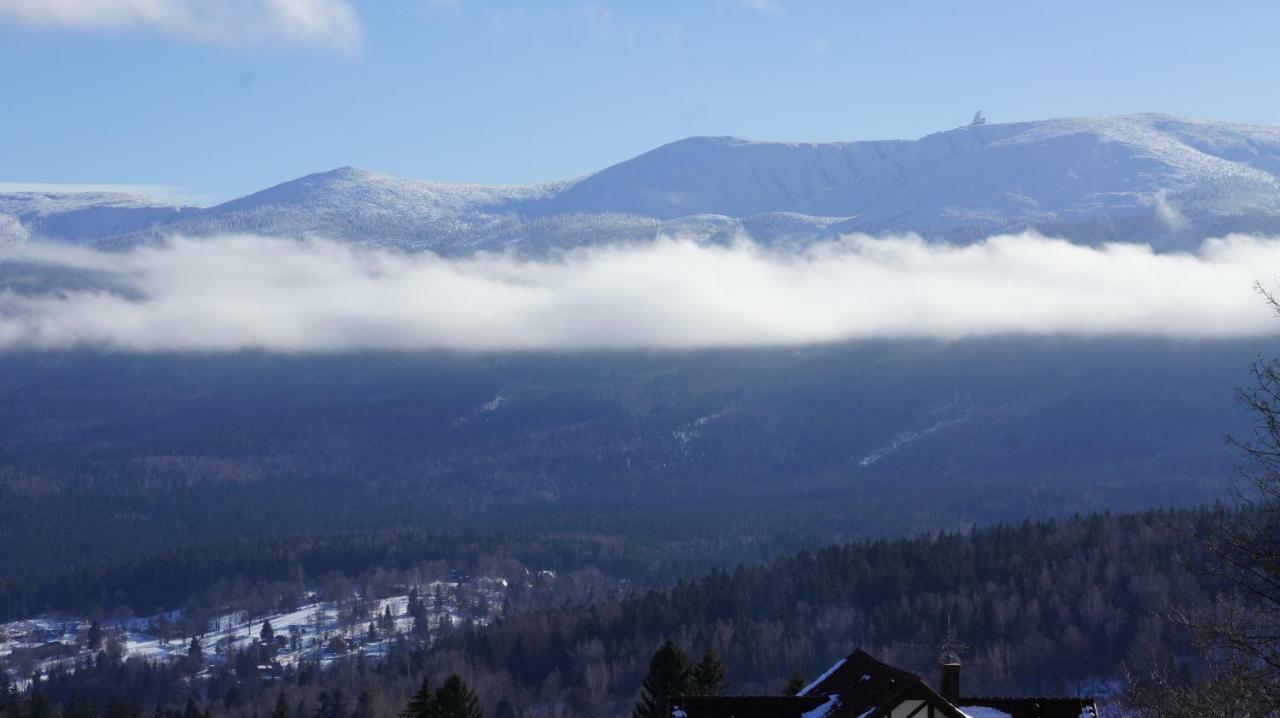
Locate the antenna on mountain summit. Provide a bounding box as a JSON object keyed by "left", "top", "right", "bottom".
{"left": 970, "top": 111, "right": 987, "bottom": 126}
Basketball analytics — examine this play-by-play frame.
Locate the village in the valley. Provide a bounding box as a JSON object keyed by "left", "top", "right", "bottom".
{"left": 0, "top": 574, "right": 516, "bottom": 690}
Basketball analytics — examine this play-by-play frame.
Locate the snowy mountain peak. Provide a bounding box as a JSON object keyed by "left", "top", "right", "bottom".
{"left": 217, "top": 166, "right": 401, "bottom": 207}
{"left": 9, "top": 113, "right": 1280, "bottom": 253}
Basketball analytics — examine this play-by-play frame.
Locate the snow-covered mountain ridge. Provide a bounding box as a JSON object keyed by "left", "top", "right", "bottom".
{"left": 8, "top": 114, "right": 1280, "bottom": 253}
{"left": 0, "top": 190, "right": 189, "bottom": 248}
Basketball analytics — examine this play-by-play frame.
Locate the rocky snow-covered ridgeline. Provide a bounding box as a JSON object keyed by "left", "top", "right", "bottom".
{"left": 7, "top": 114, "right": 1280, "bottom": 254}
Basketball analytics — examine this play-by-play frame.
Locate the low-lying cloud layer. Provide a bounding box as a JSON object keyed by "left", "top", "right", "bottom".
{"left": 1, "top": 233, "right": 1277, "bottom": 352}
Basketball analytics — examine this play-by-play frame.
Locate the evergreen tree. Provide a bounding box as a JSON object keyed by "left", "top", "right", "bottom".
{"left": 633, "top": 640, "right": 690, "bottom": 718}
{"left": 784, "top": 671, "right": 808, "bottom": 696}
{"left": 27, "top": 692, "right": 56, "bottom": 718}
{"left": 223, "top": 687, "right": 241, "bottom": 711}
{"left": 87, "top": 620, "right": 104, "bottom": 651}
{"left": 65, "top": 694, "right": 99, "bottom": 718}
{"left": 401, "top": 678, "right": 437, "bottom": 718}
{"left": 260, "top": 621, "right": 275, "bottom": 644}
{"left": 272, "top": 694, "right": 291, "bottom": 718}
{"left": 186, "top": 637, "right": 203, "bottom": 673}
{"left": 0, "top": 670, "right": 12, "bottom": 714}
{"left": 295, "top": 699, "right": 311, "bottom": 718}
{"left": 182, "top": 698, "right": 200, "bottom": 718}
{"left": 352, "top": 691, "right": 374, "bottom": 718}
{"left": 105, "top": 697, "right": 141, "bottom": 718}
{"left": 411, "top": 602, "right": 431, "bottom": 637}
{"left": 689, "top": 648, "right": 728, "bottom": 696}
{"left": 492, "top": 701, "right": 517, "bottom": 718}
{"left": 317, "top": 691, "right": 347, "bottom": 718}
{"left": 435, "top": 675, "right": 481, "bottom": 718}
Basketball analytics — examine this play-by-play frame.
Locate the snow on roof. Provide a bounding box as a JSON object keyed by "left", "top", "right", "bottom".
{"left": 800, "top": 694, "right": 839, "bottom": 718}
{"left": 796, "top": 657, "right": 846, "bottom": 696}
{"left": 959, "top": 708, "right": 1014, "bottom": 718}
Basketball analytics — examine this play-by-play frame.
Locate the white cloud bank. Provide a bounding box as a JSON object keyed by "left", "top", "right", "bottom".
{"left": 0, "top": 232, "right": 1277, "bottom": 352}
{"left": 0, "top": 0, "right": 361, "bottom": 52}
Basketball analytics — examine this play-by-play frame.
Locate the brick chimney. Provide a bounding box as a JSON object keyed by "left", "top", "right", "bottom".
{"left": 939, "top": 650, "right": 961, "bottom": 702}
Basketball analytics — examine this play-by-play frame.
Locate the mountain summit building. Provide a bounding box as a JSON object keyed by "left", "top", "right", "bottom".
{"left": 671, "top": 649, "right": 1097, "bottom": 718}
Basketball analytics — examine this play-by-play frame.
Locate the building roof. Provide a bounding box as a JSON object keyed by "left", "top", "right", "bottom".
{"left": 673, "top": 649, "right": 1098, "bottom": 718}
{"left": 795, "top": 649, "right": 918, "bottom": 699}
{"left": 671, "top": 695, "right": 830, "bottom": 718}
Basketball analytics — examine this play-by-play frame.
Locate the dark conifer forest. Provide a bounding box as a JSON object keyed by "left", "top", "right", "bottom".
{"left": 0, "top": 510, "right": 1236, "bottom": 718}
{"left": 0, "top": 339, "right": 1257, "bottom": 617}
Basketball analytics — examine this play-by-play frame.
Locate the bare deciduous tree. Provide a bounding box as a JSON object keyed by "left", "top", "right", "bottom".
{"left": 1127, "top": 285, "right": 1280, "bottom": 716}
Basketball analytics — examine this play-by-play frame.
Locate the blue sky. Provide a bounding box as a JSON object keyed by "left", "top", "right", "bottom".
{"left": 2, "top": 0, "right": 1279, "bottom": 203}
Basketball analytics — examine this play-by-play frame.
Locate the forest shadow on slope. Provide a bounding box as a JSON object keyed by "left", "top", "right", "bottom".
{"left": 0, "top": 336, "right": 1260, "bottom": 617}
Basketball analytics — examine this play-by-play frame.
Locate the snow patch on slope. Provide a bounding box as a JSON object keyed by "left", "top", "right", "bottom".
{"left": 860, "top": 397, "right": 975, "bottom": 467}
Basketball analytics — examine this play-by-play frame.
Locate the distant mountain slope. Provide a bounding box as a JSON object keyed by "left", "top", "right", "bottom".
{"left": 0, "top": 337, "right": 1255, "bottom": 595}
{"left": 98, "top": 167, "right": 576, "bottom": 253}
{"left": 539, "top": 115, "right": 1280, "bottom": 233}
{"left": 0, "top": 190, "right": 190, "bottom": 247}
{"left": 12, "top": 114, "right": 1280, "bottom": 253}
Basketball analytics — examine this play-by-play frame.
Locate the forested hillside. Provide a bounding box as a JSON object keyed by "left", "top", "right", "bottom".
{"left": 0, "top": 338, "right": 1253, "bottom": 620}
{"left": 435, "top": 511, "right": 1214, "bottom": 714}
{"left": 0, "top": 511, "right": 1225, "bottom": 718}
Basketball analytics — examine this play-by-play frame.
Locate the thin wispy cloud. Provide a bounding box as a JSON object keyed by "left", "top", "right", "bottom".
{"left": 1148, "top": 189, "right": 1190, "bottom": 233}
{"left": 0, "top": 0, "right": 362, "bottom": 53}
{"left": 0, "top": 232, "right": 1275, "bottom": 352}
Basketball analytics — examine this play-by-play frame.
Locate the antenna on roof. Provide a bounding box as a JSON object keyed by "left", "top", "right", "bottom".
{"left": 939, "top": 611, "right": 968, "bottom": 663}
{"left": 938, "top": 611, "right": 969, "bottom": 701}
{"left": 970, "top": 110, "right": 987, "bottom": 126}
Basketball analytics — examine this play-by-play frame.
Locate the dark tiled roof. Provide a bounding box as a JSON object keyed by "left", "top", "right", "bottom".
{"left": 798, "top": 649, "right": 919, "bottom": 696}
{"left": 676, "top": 650, "right": 950, "bottom": 718}
{"left": 796, "top": 648, "right": 920, "bottom": 716}
{"left": 674, "top": 650, "right": 1098, "bottom": 718}
{"left": 841, "top": 680, "right": 971, "bottom": 718}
